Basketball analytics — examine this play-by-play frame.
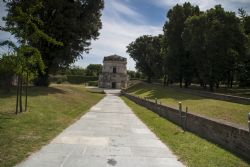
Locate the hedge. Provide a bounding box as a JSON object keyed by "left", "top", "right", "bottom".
{"left": 49, "top": 75, "right": 98, "bottom": 84}
{"left": 88, "top": 81, "right": 98, "bottom": 86}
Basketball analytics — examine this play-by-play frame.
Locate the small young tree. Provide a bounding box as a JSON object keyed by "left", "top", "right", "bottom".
{"left": 1, "top": 0, "right": 62, "bottom": 113}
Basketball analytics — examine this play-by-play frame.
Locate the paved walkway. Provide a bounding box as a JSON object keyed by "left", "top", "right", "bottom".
{"left": 16, "top": 90, "right": 185, "bottom": 167}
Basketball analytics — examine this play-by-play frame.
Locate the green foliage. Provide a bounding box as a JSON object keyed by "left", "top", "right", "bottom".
{"left": 65, "top": 66, "right": 86, "bottom": 75}
{"left": 237, "top": 9, "right": 250, "bottom": 87}
{"left": 163, "top": 2, "right": 200, "bottom": 87}
{"left": 49, "top": 74, "right": 99, "bottom": 84}
{"left": 66, "top": 75, "right": 98, "bottom": 84}
{"left": 88, "top": 81, "right": 98, "bottom": 86}
{"left": 0, "top": 54, "right": 16, "bottom": 92}
{"left": 127, "top": 70, "right": 145, "bottom": 80}
{"left": 48, "top": 75, "right": 67, "bottom": 84}
{"left": 17, "top": 45, "right": 45, "bottom": 79}
{"left": 1, "top": 0, "right": 64, "bottom": 113}
{"left": 183, "top": 5, "right": 247, "bottom": 90}
{"left": 86, "top": 64, "right": 102, "bottom": 76}
{"left": 128, "top": 3, "right": 250, "bottom": 89}
{"left": 2, "top": 1, "right": 62, "bottom": 46}
{"left": 4, "top": 0, "right": 104, "bottom": 85}
{"left": 127, "top": 35, "right": 162, "bottom": 82}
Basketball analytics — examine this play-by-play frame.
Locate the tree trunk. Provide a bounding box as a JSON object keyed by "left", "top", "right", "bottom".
{"left": 16, "top": 76, "right": 19, "bottom": 115}
{"left": 147, "top": 76, "right": 151, "bottom": 83}
{"left": 209, "top": 82, "right": 214, "bottom": 92}
{"left": 204, "top": 83, "right": 207, "bottom": 89}
{"left": 216, "top": 83, "right": 219, "bottom": 89}
{"left": 19, "top": 76, "right": 23, "bottom": 113}
{"left": 34, "top": 69, "right": 49, "bottom": 86}
{"left": 184, "top": 80, "right": 189, "bottom": 88}
{"left": 25, "top": 73, "right": 28, "bottom": 111}
{"left": 179, "top": 77, "right": 183, "bottom": 88}
{"left": 230, "top": 72, "right": 234, "bottom": 88}
{"left": 163, "top": 74, "right": 167, "bottom": 86}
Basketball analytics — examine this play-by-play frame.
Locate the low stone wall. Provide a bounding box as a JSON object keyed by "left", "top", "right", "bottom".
{"left": 122, "top": 91, "right": 250, "bottom": 161}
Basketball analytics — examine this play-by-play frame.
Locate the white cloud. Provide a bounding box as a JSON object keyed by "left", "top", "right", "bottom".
{"left": 110, "top": 0, "right": 141, "bottom": 18}
{"left": 152, "top": 0, "right": 219, "bottom": 11}
{"left": 150, "top": 0, "right": 250, "bottom": 13}
{"left": 77, "top": 0, "right": 163, "bottom": 70}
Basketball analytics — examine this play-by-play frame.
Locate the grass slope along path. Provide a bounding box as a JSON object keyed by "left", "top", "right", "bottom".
{"left": 122, "top": 97, "right": 250, "bottom": 167}
{"left": 126, "top": 82, "right": 250, "bottom": 127}
{"left": 14, "top": 89, "right": 185, "bottom": 167}
{"left": 0, "top": 84, "right": 104, "bottom": 167}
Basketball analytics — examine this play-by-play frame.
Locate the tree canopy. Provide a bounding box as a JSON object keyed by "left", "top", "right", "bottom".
{"left": 86, "top": 64, "right": 102, "bottom": 76}
{"left": 127, "top": 35, "right": 162, "bottom": 83}
{"left": 3, "top": 0, "right": 104, "bottom": 86}
{"left": 127, "top": 3, "right": 250, "bottom": 90}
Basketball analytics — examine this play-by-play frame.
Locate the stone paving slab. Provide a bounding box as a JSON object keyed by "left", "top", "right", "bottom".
{"left": 16, "top": 89, "right": 185, "bottom": 167}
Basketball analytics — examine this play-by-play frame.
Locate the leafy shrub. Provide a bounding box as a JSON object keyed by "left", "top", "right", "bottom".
{"left": 67, "top": 75, "right": 98, "bottom": 84}
{"left": 49, "top": 75, "right": 67, "bottom": 84}
{"left": 88, "top": 81, "right": 98, "bottom": 86}
{"left": 49, "top": 75, "right": 98, "bottom": 84}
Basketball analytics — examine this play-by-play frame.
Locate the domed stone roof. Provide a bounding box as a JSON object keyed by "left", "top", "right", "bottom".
{"left": 103, "top": 54, "right": 127, "bottom": 62}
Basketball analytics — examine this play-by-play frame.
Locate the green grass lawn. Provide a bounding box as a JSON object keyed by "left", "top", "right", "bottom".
{"left": 186, "top": 84, "right": 250, "bottom": 98}
{"left": 122, "top": 97, "right": 250, "bottom": 167}
{"left": 0, "top": 84, "right": 105, "bottom": 167}
{"left": 126, "top": 82, "right": 250, "bottom": 127}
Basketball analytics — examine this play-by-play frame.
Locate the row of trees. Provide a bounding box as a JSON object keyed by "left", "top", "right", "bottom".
{"left": 127, "top": 3, "right": 250, "bottom": 90}
{"left": 56, "top": 64, "right": 102, "bottom": 76}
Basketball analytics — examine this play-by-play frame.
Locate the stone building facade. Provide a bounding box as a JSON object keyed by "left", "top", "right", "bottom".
{"left": 99, "top": 55, "right": 129, "bottom": 89}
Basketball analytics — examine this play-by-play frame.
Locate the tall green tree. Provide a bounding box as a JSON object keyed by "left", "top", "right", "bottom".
{"left": 127, "top": 35, "right": 162, "bottom": 83}
{"left": 4, "top": 0, "right": 104, "bottom": 86}
{"left": 163, "top": 2, "right": 200, "bottom": 87}
{"left": 238, "top": 9, "right": 250, "bottom": 87}
{"left": 160, "top": 34, "right": 169, "bottom": 85}
{"left": 183, "top": 5, "right": 247, "bottom": 90}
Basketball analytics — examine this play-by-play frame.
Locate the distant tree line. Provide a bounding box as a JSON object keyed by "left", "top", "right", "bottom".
{"left": 127, "top": 3, "right": 250, "bottom": 91}
{"left": 56, "top": 64, "right": 102, "bottom": 77}
{"left": 48, "top": 64, "right": 102, "bottom": 84}
{"left": 127, "top": 70, "right": 145, "bottom": 80}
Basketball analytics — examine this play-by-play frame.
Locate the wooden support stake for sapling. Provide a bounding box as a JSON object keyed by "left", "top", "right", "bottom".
{"left": 184, "top": 107, "right": 188, "bottom": 131}
{"left": 248, "top": 113, "right": 250, "bottom": 131}
{"left": 179, "top": 102, "right": 182, "bottom": 128}
{"left": 155, "top": 98, "right": 157, "bottom": 104}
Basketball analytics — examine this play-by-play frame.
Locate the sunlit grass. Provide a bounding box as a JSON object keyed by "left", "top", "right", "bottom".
{"left": 122, "top": 96, "right": 250, "bottom": 167}
{"left": 126, "top": 82, "right": 250, "bottom": 127}
{"left": 0, "top": 84, "right": 105, "bottom": 167}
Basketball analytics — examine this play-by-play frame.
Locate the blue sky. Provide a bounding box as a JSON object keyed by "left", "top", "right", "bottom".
{"left": 1, "top": 0, "right": 250, "bottom": 70}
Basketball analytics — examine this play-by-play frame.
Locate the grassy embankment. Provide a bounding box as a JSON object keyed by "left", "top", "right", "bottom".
{"left": 122, "top": 97, "right": 250, "bottom": 167}
{"left": 0, "top": 84, "right": 105, "bottom": 167}
{"left": 126, "top": 82, "right": 250, "bottom": 127}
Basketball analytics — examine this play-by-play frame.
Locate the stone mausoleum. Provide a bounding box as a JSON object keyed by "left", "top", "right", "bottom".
{"left": 99, "top": 54, "right": 129, "bottom": 89}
